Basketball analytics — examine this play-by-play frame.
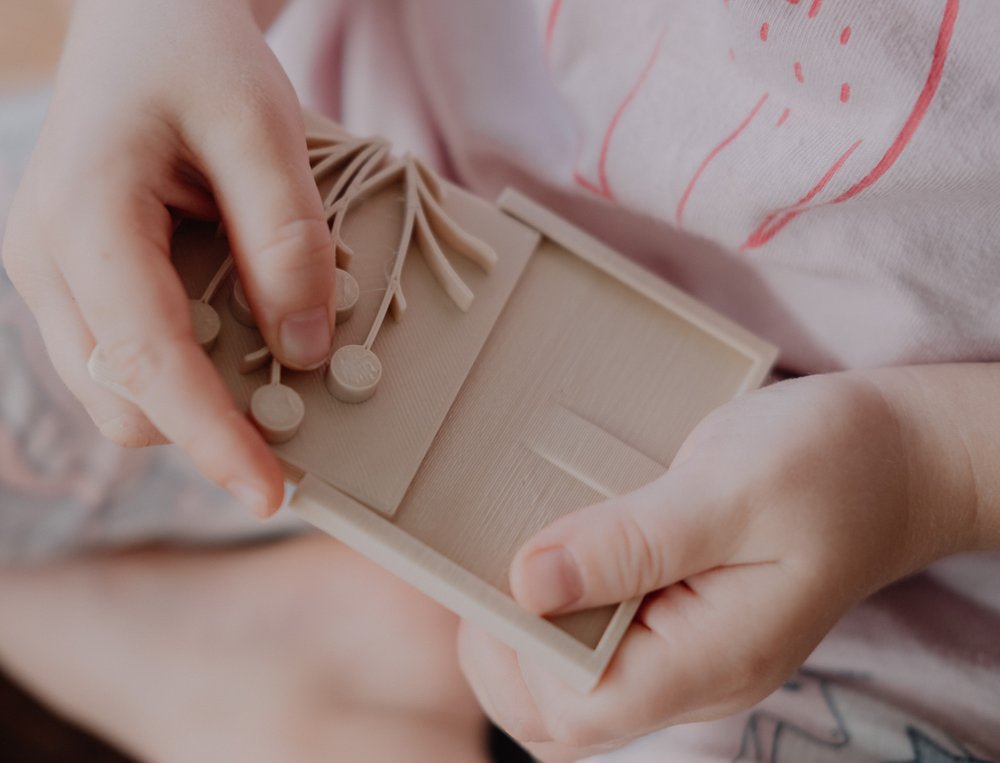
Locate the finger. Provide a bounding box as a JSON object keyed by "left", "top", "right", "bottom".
{"left": 2, "top": 206, "right": 164, "bottom": 446}
{"left": 511, "top": 565, "right": 815, "bottom": 748}
{"left": 510, "top": 466, "right": 747, "bottom": 613}
{"left": 456, "top": 622, "right": 549, "bottom": 744}
{"left": 192, "top": 83, "right": 337, "bottom": 371}
{"left": 635, "top": 563, "right": 831, "bottom": 720}
{"left": 459, "top": 618, "right": 689, "bottom": 754}
{"left": 164, "top": 173, "right": 220, "bottom": 222}
{"left": 57, "top": 188, "right": 284, "bottom": 515}
{"left": 11, "top": 259, "right": 166, "bottom": 447}
{"left": 515, "top": 624, "right": 671, "bottom": 749}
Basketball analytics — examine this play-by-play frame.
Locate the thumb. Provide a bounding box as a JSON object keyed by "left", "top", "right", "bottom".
{"left": 510, "top": 471, "right": 733, "bottom": 614}
{"left": 195, "top": 94, "right": 337, "bottom": 371}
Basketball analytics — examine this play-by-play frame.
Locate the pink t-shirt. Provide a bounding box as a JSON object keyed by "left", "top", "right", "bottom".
{"left": 0, "top": 3, "right": 996, "bottom": 761}
{"left": 274, "top": 0, "right": 1000, "bottom": 376}
{"left": 269, "top": 1, "right": 1000, "bottom": 759}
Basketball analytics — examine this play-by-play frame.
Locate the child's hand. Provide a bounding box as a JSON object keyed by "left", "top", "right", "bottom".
{"left": 459, "top": 370, "right": 993, "bottom": 760}
{"left": 1, "top": 0, "right": 334, "bottom": 514}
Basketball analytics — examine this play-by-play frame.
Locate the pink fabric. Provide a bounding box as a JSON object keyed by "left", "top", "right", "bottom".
{"left": 272, "top": 0, "right": 1000, "bottom": 375}
{"left": 269, "top": 1, "right": 1000, "bottom": 759}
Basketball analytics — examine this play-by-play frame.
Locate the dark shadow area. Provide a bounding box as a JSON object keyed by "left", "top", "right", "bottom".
{"left": 0, "top": 668, "right": 133, "bottom": 762}
{"left": 1, "top": 667, "right": 537, "bottom": 762}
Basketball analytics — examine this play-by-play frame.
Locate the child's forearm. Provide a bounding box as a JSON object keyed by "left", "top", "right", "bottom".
{"left": 857, "top": 363, "right": 1000, "bottom": 557}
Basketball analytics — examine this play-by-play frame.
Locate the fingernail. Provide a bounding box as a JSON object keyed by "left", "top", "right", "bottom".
{"left": 279, "top": 307, "right": 331, "bottom": 369}
{"left": 227, "top": 479, "right": 270, "bottom": 518}
{"left": 520, "top": 546, "right": 583, "bottom": 613}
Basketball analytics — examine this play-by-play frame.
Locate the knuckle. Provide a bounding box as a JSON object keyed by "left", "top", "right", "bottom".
{"left": 499, "top": 712, "right": 550, "bottom": 747}
{"left": 99, "top": 334, "right": 177, "bottom": 400}
{"left": 611, "top": 511, "right": 663, "bottom": 595}
{"left": 230, "top": 77, "right": 284, "bottom": 127}
{"left": 219, "top": 78, "right": 300, "bottom": 155}
{"left": 543, "top": 708, "right": 605, "bottom": 749}
{"left": 256, "top": 217, "right": 334, "bottom": 282}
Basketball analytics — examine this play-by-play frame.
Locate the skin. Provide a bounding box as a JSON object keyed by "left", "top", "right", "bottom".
{"left": 460, "top": 366, "right": 1000, "bottom": 761}
{"left": 1, "top": 0, "right": 315, "bottom": 516}
{"left": 0, "top": 536, "right": 488, "bottom": 763}
{"left": 3, "top": 2, "right": 999, "bottom": 760}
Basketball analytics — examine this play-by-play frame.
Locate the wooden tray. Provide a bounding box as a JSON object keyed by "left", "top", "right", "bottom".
{"left": 165, "top": 117, "right": 777, "bottom": 691}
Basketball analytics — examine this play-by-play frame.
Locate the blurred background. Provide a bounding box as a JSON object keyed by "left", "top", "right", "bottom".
{"left": 0, "top": 2, "right": 133, "bottom": 760}
{"left": 0, "top": 1, "right": 70, "bottom": 89}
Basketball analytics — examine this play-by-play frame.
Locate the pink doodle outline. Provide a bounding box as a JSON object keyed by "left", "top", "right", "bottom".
{"left": 742, "top": 139, "right": 862, "bottom": 250}
{"left": 831, "top": 0, "right": 959, "bottom": 204}
{"left": 742, "top": 0, "right": 960, "bottom": 250}
{"left": 675, "top": 92, "right": 769, "bottom": 227}
{"left": 544, "top": 0, "right": 564, "bottom": 61}
{"left": 574, "top": 30, "right": 666, "bottom": 202}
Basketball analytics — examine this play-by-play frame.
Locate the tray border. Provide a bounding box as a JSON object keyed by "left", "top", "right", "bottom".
{"left": 289, "top": 187, "right": 778, "bottom": 692}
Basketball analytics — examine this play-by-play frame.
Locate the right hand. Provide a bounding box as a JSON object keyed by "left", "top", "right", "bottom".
{"left": 1, "top": 0, "right": 337, "bottom": 515}
{"left": 459, "top": 371, "right": 983, "bottom": 759}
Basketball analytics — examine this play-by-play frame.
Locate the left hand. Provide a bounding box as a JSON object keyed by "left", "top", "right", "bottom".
{"left": 458, "top": 371, "right": 983, "bottom": 761}
{"left": 0, "top": 0, "right": 334, "bottom": 515}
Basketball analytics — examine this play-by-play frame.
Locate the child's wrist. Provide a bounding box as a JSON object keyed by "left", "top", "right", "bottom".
{"left": 852, "top": 364, "right": 1000, "bottom": 561}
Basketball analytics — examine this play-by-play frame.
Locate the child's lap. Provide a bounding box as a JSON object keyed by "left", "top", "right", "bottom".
{"left": 4, "top": 272, "right": 998, "bottom": 761}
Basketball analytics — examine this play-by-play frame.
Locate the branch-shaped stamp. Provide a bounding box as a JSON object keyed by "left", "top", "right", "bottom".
{"left": 307, "top": 132, "right": 391, "bottom": 270}
{"left": 190, "top": 255, "right": 233, "bottom": 351}
{"left": 326, "top": 156, "right": 498, "bottom": 404}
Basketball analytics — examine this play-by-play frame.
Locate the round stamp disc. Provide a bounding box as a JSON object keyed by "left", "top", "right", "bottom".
{"left": 326, "top": 344, "right": 381, "bottom": 403}
{"left": 249, "top": 383, "right": 305, "bottom": 443}
{"left": 190, "top": 300, "right": 221, "bottom": 352}
{"left": 335, "top": 268, "right": 359, "bottom": 324}
{"left": 229, "top": 279, "right": 256, "bottom": 327}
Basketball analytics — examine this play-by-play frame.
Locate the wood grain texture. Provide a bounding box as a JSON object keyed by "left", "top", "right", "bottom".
{"left": 290, "top": 186, "right": 775, "bottom": 692}
{"left": 171, "top": 182, "right": 539, "bottom": 516}
{"left": 365, "top": 231, "right": 767, "bottom": 686}
{"left": 166, "top": 112, "right": 777, "bottom": 692}
{"left": 498, "top": 189, "right": 778, "bottom": 389}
